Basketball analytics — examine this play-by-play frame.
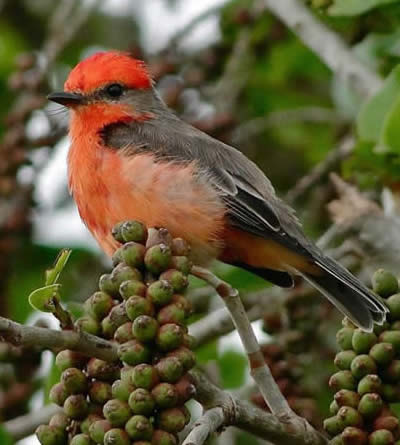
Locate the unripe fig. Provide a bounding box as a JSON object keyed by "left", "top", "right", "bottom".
{"left": 89, "top": 380, "right": 112, "bottom": 404}
{"left": 171, "top": 238, "right": 190, "bottom": 256}
{"left": 125, "top": 415, "right": 153, "bottom": 440}
{"left": 152, "top": 382, "right": 178, "bottom": 408}
{"left": 352, "top": 330, "right": 377, "bottom": 354}
{"left": 70, "top": 434, "right": 92, "bottom": 445}
{"left": 61, "top": 368, "right": 87, "bottom": 395}
{"left": 49, "top": 412, "right": 70, "bottom": 430}
{"left": 132, "top": 364, "right": 159, "bottom": 389}
{"left": 101, "top": 315, "right": 118, "bottom": 339}
{"left": 109, "top": 303, "right": 129, "bottom": 328}
{"left": 112, "top": 378, "right": 135, "bottom": 402}
{"left": 89, "top": 419, "right": 112, "bottom": 443}
{"left": 337, "top": 406, "right": 363, "bottom": 428}
{"left": 120, "top": 242, "right": 146, "bottom": 268}
{"left": 155, "top": 357, "right": 184, "bottom": 383}
{"left": 156, "top": 323, "right": 184, "bottom": 351}
{"left": 80, "top": 414, "right": 102, "bottom": 434}
{"left": 381, "top": 360, "right": 400, "bottom": 383}
{"left": 128, "top": 388, "right": 155, "bottom": 415}
{"left": 379, "top": 331, "right": 400, "bottom": 354}
{"left": 103, "top": 428, "right": 131, "bottom": 445}
{"left": 160, "top": 269, "right": 189, "bottom": 293}
{"left": 171, "top": 294, "right": 192, "bottom": 316}
{"left": 144, "top": 244, "right": 172, "bottom": 274}
{"left": 112, "top": 222, "right": 125, "bottom": 242}
{"left": 337, "top": 328, "right": 354, "bottom": 350}
{"left": 120, "top": 280, "right": 147, "bottom": 299}
{"left": 387, "top": 294, "right": 400, "bottom": 321}
{"left": 119, "top": 220, "right": 148, "bottom": 244}
{"left": 35, "top": 425, "right": 66, "bottom": 445}
{"left": 132, "top": 315, "right": 159, "bottom": 342}
{"left": 368, "top": 429, "right": 395, "bottom": 445}
{"left": 170, "top": 256, "right": 192, "bottom": 275}
{"left": 84, "top": 291, "right": 113, "bottom": 320}
{"left": 335, "top": 390, "right": 360, "bottom": 408}
{"left": 63, "top": 394, "right": 88, "bottom": 419}
{"left": 114, "top": 322, "right": 134, "bottom": 343}
{"left": 111, "top": 264, "right": 142, "bottom": 290}
{"left": 350, "top": 355, "right": 377, "bottom": 379}
{"left": 118, "top": 339, "right": 151, "bottom": 366}
{"left": 358, "top": 375, "right": 382, "bottom": 396}
{"left": 183, "top": 333, "right": 196, "bottom": 349}
{"left": 323, "top": 416, "right": 345, "bottom": 436}
{"left": 329, "top": 371, "right": 357, "bottom": 391}
{"left": 382, "top": 383, "right": 400, "bottom": 402}
{"left": 156, "top": 407, "right": 187, "bottom": 433}
{"left": 174, "top": 376, "right": 196, "bottom": 404}
{"left": 335, "top": 351, "right": 357, "bottom": 370}
{"left": 358, "top": 393, "right": 383, "bottom": 419}
{"left": 152, "top": 430, "right": 178, "bottom": 445}
{"left": 75, "top": 316, "right": 101, "bottom": 335}
{"left": 87, "top": 358, "right": 120, "bottom": 381}
{"left": 126, "top": 296, "right": 154, "bottom": 321}
{"left": 55, "top": 350, "right": 87, "bottom": 372}
{"left": 147, "top": 280, "right": 174, "bottom": 306}
{"left": 167, "top": 347, "right": 196, "bottom": 372}
{"left": 99, "top": 274, "right": 119, "bottom": 297}
{"left": 342, "top": 427, "right": 367, "bottom": 445}
{"left": 373, "top": 415, "right": 399, "bottom": 433}
{"left": 103, "top": 399, "right": 131, "bottom": 427}
{"left": 330, "top": 400, "right": 339, "bottom": 415}
{"left": 372, "top": 269, "right": 398, "bottom": 298}
{"left": 49, "top": 382, "right": 69, "bottom": 406}
{"left": 329, "top": 435, "right": 344, "bottom": 445}
{"left": 157, "top": 303, "right": 186, "bottom": 326}
{"left": 370, "top": 343, "right": 395, "bottom": 366}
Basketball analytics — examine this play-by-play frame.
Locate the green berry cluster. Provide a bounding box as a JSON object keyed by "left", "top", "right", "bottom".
{"left": 325, "top": 269, "right": 400, "bottom": 445}
{"left": 36, "top": 221, "right": 196, "bottom": 445}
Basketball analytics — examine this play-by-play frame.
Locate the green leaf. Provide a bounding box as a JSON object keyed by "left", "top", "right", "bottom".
{"left": 45, "top": 249, "right": 72, "bottom": 286}
{"left": 28, "top": 284, "right": 61, "bottom": 312}
{"left": 329, "top": 0, "right": 400, "bottom": 16}
{"left": 0, "top": 425, "right": 14, "bottom": 445}
{"left": 357, "top": 65, "right": 400, "bottom": 143}
{"left": 381, "top": 95, "right": 400, "bottom": 153}
{"left": 218, "top": 350, "right": 248, "bottom": 388}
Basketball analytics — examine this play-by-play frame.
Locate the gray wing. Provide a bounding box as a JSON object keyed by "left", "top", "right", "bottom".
{"left": 102, "top": 109, "right": 313, "bottom": 256}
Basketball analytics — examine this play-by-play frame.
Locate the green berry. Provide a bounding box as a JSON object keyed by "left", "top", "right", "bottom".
{"left": 368, "top": 429, "right": 395, "bottom": 445}
{"left": 370, "top": 343, "right": 395, "bottom": 366}
{"left": 171, "top": 294, "right": 192, "bottom": 316}
{"left": 80, "top": 414, "right": 102, "bottom": 435}
{"left": 335, "top": 351, "right": 357, "bottom": 370}
{"left": 118, "top": 339, "right": 151, "bottom": 366}
{"left": 85, "top": 291, "right": 113, "bottom": 321}
{"left": 103, "top": 399, "right": 131, "bottom": 427}
{"left": 157, "top": 304, "right": 186, "bottom": 326}
{"left": 151, "top": 383, "right": 178, "bottom": 408}
{"left": 89, "top": 419, "right": 112, "bottom": 443}
{"left": 334, "top": 390, "right": 360, "bottom": 408}
{"left": 75, "top": 316, "right": 101, "bottom": 335}
{"left": 109, "top": 303, "right": 129, "bottom": 328}
{"left": 111, "top": 379, "right": 135, "bottom": 402}
{"left": 152, "top": 430, "right": 178, "bottom": 445}
{"left": 89, "top": 380, "right": 112, "bottom": 404}
{"left": 49, "top": 382, "right": 69, "bottom": 406}
{"left": 323, "top": 416, "right": 345, "bottom": 436}
{"left": 114, "top": 322, "right": 134, "bottom": 343}
{"left": 120, "top": 242, "right": 146, "bottom": 268}
{"left": 373, "top": 415, "right": 399, "bottom": 432}
{"left": 132, "top": 315, "right": 159, "bottom": 342}
{"left": 70, "top": 434, "right": 93, "bottom": 445}
{"left": 160, "top": 269, "right": 189, "bottom": 293}
{"left": 103, "top": 428, "right": 131, "bottom": 445}
{"left": 35, "top": 425, "right": 66, "bottom": 445}
{"left": 329, "top": 371, "right": 357, "bottom": 391}
{"left": 156, "top": 323, "right": 184, "bottom": 351}
{"left": 330, "top": 400, "right": 339, "bottom": 415}
{"left": 341, "top": 427, "right": 367, "bottom": 445}
{"left": 156, "top": 357, "right": 184, "bottom": 383}
{"left": 372, "top": 269, "right": 398, "bottom": 298}
{"left": 87, "top": 358, "right": 120, "bottom": 381}
{"left": 156, "top": 407, "right": 187, "bottom": 433}
{"left": 144, "top": 244, "right": 172, "bottom": 274}
{"left": 132, "top": 364, "right": 159, "bottom": 389}
{"left": 101, "top": 315, "right": 118, "bottom": 339}
{"left": 120, "top": 221, "right": 148, "bottom": 244}
{"left": 55, "top": 350, "right": 87, "bottom": 372}
{"left": 167, "top": 347, "right": 196, "bottom": 372}
{"left": 111, "top": 264, "right": 142, "bottom": 290}
{"left": 49, "top": 412, "right": 70, "bottom": 430}
{"left": 358, "top": 393, "right": 383, "bottom": 419}
{"left": 63, "top": 394, "right": 88, "bottom": 419}
{"left": 387, "top": 294, "right": 400, "bottom": 320}
{"left": 381, "top": 360, "right": 400, "bottom": 382}
{"left": 350, "top": 355, "right": 377, "bottom": 379}
{"left": 352, "top": 329, "right": 377, "bottom": 354}
{"left": 99, "top": 274, "right": 119, "bottom": 297}
{"left": 126, "top": 296, "right": 154, "bottom": 321}
{"left": 120, "top": 366, "right": 135, "bottom": 383}
{"left": 171, "top": 238, "right": 190, "bottom": 256}
{"left": 337, "top": 328, "right": 354, "bottom": 350}
{"left": 120, "top": 280, "right": 147, "bottom": 299}
{"left": 61, "top": 367, "right": 87, "bottom": 394}
{"left": 379, "top": 331, "right": 400, "bottom": 354}
{"left": 128, "top": 388, "right": 155, "bottom": 415}
{"left": 170, "top": 256, "right": 192, "bottom": 275}
{"left": 147, "top": 280, "right": 174, "bottom": 307}
{"left": 358, "top": 375, "right": 382, "bottom": 396}
{"left": 125, "top": 415, "right": 153, "bottom": 440}
{"left": 112, "top": 222, "right": 125, "bottom": 242}
{"left": 337, "top": 406, "right": 363, "bottom": 428}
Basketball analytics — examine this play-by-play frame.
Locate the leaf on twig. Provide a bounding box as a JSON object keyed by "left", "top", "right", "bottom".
{"left": 28, "top": 284, "right": 61, "bottom": 312}
{"left": 45, "top": 249, "right": 72, "bottom": 286}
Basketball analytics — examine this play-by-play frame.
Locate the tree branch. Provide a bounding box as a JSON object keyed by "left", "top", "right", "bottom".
{"left": 182, "top": 407, "right": 225, "bottom": 445}
{"left": 261, "top": 0, "right": 382, "bottom": 98}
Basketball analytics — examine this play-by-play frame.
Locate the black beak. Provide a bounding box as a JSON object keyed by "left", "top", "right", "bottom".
{"left": 47, "top": 91, "right": 83, "bottom": 107}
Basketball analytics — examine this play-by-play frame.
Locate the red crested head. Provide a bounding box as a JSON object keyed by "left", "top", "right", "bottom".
{"left": 64, "top": 51, "right": 152, "bottom": 93}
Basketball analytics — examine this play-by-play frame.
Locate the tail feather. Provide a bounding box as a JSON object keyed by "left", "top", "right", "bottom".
{"left": 288, "top": 256, "right": 387, "bottom": 332}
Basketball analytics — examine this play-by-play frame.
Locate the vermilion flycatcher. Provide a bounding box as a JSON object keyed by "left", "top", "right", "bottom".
{"left": 48, "top": 51, "right": 387, "bottom": 330}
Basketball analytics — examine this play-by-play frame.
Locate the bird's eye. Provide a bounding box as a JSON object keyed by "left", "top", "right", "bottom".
{"left": 106, "top": 83, "right": 124, "bottom": 98}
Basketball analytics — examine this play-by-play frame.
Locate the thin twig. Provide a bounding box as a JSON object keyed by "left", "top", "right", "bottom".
{"left": 262, "top": 0, "right": 382, "bottom": 98}
{"left": 182, "top": 407, "right": 225, "bottom": 445}
{"left": 0, "top": 317, "right": 118, "bottom": 362}
{"left": 191, "top": 266, "right": 294, "bottom": 419}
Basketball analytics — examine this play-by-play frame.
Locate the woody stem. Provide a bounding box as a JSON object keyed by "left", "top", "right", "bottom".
{"left": 190, "top": 266, "right": 294, "bottom": 418}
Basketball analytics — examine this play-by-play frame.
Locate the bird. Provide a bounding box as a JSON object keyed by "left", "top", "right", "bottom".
{"left": 48, "top": 50, "right": 387, "bottom": 331}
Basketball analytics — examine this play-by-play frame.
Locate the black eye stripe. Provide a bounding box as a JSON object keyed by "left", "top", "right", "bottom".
{"left": 106, "top": 83, "right": 124, "bottom": 98}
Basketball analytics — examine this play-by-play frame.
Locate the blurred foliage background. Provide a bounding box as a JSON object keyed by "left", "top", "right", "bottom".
{"left": 1, "top": 0, "right": 400, "bottom": 444}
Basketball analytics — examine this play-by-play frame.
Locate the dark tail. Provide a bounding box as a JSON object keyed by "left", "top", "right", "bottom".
{"left": 290, "top": 256, "right": 388, "bottom": 332}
